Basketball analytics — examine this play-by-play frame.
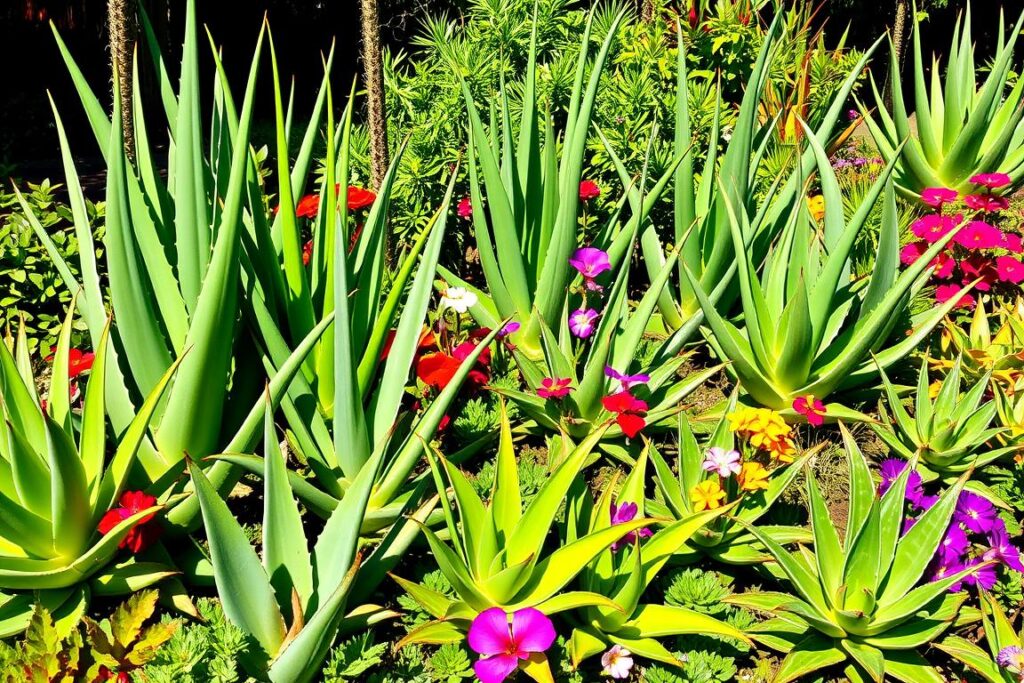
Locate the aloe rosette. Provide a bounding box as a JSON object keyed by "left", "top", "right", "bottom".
{"left": 730, "top": 426, "right": 987, "bottom": 683}
{"left": 563, "top": 446, "right": 751, "bottom": 669}
{"left": 189, "top": 400, "right": 396, "bottom": 682}
{"left": 860, "top": 4, "right": 1024, "bottom": 196}
{"left": 938, "top": 590, "right": 1024, "bottom": 682}
{"left": 874, "top": 357, "right": 1017, "bottom": 476}
{"left": 939, "top": 298, "right": 1024, "bottom": 391}
{"left": 685, "top": 123, "right": 972, "bottom": 415}
{"left": 648, "top": 394, "right": 813, "bottom": 565}
{"left": 393, "top": 407, "right": 650, "bottom": 653}
{"left": 0, "top": 307, "right": 180, "bottom": 635}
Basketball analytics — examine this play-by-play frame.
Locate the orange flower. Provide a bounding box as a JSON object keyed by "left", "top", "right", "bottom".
{"left": 738, "top": 462, "right": 770, "bottom": 491}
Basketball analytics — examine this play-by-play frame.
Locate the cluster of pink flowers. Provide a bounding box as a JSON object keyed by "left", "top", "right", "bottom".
{"left": 900, "top": 173, "right": 1022, "bottom": 310}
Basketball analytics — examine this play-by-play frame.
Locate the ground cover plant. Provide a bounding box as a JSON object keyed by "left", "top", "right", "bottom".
{"left": 2, "top": 0, "right": 1024, "bottom": 681}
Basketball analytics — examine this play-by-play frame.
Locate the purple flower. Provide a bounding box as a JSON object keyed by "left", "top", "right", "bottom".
{"left": 609, "top": 502, "right": 653, "bottom": 552}
{"left": 916, "top": 494, "right": 940, "bottom": 511}
{"left": 954, "top": 492, "right": 999, "bottom": 534}
{"left": 568, "top": 308, "right": 599, "bottom": 338}
{"left": 833, "top": 158, "right": 852, "bottom": 170}
{"left": 701, "top": 447, "right": 742, "bottom": 478}
{"left": 605, "top": 366, "right": 650, "bottom": 391}
{"left": 569, "top": 247, "right": 611, "bottom": 287}
{"left": 901, "top": 516, "right": 917, "bottom": 536}
{"left": 878, "top": 459, "right": 923, "bottom": 503}
{"left": 847, "top": 109, "right": 859, "bottom": 121}
{"left": 939, "top": 524, "right": 970, "bottom": 562}
{"left": 930, "top": 556, "right": 967, "bottom": 591}
{"left": 468, "top": 607, "right": 556, "bottom": 683}
{"left": 962, "top": 558, "right": 998, "bottom": 590}
{"left": 985, "top": 524, "right": 1024, "bottom": 573}
{"left": 998, "top": 645, "right": 1024, "bottom": 674}
{"left": 853, "top": 157, "right": 868, "bottom": 167}
{"left": 499, "top": 321, "right": 520, "bottom": 337}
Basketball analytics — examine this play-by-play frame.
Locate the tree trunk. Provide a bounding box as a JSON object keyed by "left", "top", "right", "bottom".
{"left": 361, "top": 0, "right": 389, "bottom": 189}
{"left": 886, "top": 0, "right": 909, "bottom": 110}
{"left": 108, "top": 0, "right": 137, "bottom": 161}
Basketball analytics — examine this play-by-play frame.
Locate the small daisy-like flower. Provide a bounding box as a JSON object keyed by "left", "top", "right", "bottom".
{"left": 440, "top": 287, "right": 478, "bottom": 313}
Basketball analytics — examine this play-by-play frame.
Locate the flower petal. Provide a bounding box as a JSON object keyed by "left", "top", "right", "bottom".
{"left": 474, "top": 654, "right": 520, "bottom": 683}
{"left": 510, "top": 607, "right": 556, "bottom": 654}
{"left": 468, "top": 607, "right": 513, "bottom": 656}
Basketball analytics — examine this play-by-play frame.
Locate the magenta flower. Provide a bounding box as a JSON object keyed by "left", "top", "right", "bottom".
{"left": 970, "top": 172, "right": 1011, "bottom": 189}
{"left": 985, "top": 524, "right": 1024, "bottom": 573}
{"left": 702, "top": 447, "right": 741, "bottom": 478}
{"left": 964, "top": 194, "right": 1009, "bottom": 212}
{"left": 568, "top": 308, "right": 599, "bottom": 338}
{"left": 935, "top": 283, "right": 975, "bottom": 309}
{"left": 877, "top": 458, "right": 924, "bottom": 503}
{"left": 910, "top": 214, "right": 959, "bottom": 243}
{"left": 954, "top": 492, "right": 999, "bottom": 534}
{"left": 579, "top": 180, "right": 601, "bottom": 202}
{"left": 604, "top": 366, "right": 650, "bottom": 391}
{"left": 458, "top": 197, "right": 473, "bottom": 220}
{"left": 997, "top": 256, "right": 1024, "bottom": 284}
{"left": 920, "top": 187, "right": 958, "bottom": 207}
{"left": 569, "top": 247, "right": 611, "bottom": 291}
{"left": 537, "top": 377, "right": 573, "bottom": 400}
{"left": 468, "top": 607, "right": 556, "bottom": 683}
{"left": 1001, "top": 231, "right": 1023, "bottom": 253}
{"left": 930, "top": 556, "right": 967, "bottom": 591}
{"left": 609, "top": 502, "right": 653, "bottom": 552}
{"left": 962, "top": 557, "right": 998, "bottom": 590}
{"left": 939, "top": 524, "right": 970, "bottom": 562}
{"left": 954, "top": 221, "right": 1005, "bottom": 250}
{"left": 499, "top": 321, "right": 520, "bottom": 337}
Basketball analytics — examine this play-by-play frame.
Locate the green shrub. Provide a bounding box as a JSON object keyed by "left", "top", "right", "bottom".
{"left": 0, "top": 179, "right": 104, "bottom": 353}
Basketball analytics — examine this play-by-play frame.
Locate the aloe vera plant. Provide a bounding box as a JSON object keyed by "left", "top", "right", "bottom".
{"left": 730, "top": 426, "right": 986, "bottom": 683}
{"left": 686, "top": 125, "right": 971, "bottom": 415}
{"left": 874, "top": 357, "right": 1016, "bottom": 475}
{"left": 939, "top": 298, "right": 1024, "bottom": 391}
{"left": 938, "top": 590, "right": 1024, "bottom": 682}
{"left": 0, "top": 306, "right": 180, "bottom": 636}
{"left": 860, "top": 4, "right": 1024, "bottom": 196}
{"left": 28, "top": 1, "right": 329, "bottom": 534}
{"left": 647, "top": 394, "right": 813, "bottom": 565}
{"left": 604, "top": 19, "right": 877, "bottom": 347}
{"left": 440, "top": 8, "right": 685, "bottom": 360}
{"left": 563, "top": 447, "right": 751, "bottom": 669}
{"left": 393, "top": 407, "right": 648, "bottom": 649}
{"left": 189, "top": 400, "right": 398, "bottom": 683}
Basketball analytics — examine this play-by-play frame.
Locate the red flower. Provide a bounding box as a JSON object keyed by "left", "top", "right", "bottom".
{"left": 46, "top": 348, "right": 95, "bottom": 379}
{"left": 295, "top": 194, "right": 320, "bottom": 219}
{"left": 416, "top": 352, "right": 462, "bottom": 390}
{"left": 601, "top": 390, "right": 648, "bottom": 438}
{"left": 960, "top": 255, "right": 999, "bottom": 291}
{"left": 964, "top": 194, "right": 1009, "bottom": 212}
{"left": 454, "top": 340, "right": 490, "bottom": 388}
{"left": 97, "top": 491, "right": 161, "bottom": 554}
{"left": 793, "top": 395, "right": 826, "bottom": 427}
{"left": 347, "top": 186, "right": 376, "bottom": 211}
{"left": 380, "top": 326, "right": 436, "bottom": 361}
{"left": 969, "top": 172, "right": 1011, "bottom": 189}
{"left": 302, "top": 239, "right": 313, "bottom": 266}
{"left": 458, "top": 197, "right": 473, "bottom": 219}
{"left": 537, "top": 377, "right": 573, "bottom": 399}
{"left": 578, "top": 180, "right": 601, "bottom": 202}
{"left": 687, "top": 2, "right": 699, "bottom": 27}
{"left": 996, "top": 256, "right": 1024, "bottom": 284}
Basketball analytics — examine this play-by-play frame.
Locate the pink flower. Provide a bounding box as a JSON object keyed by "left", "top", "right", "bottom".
{"left": 537, "top": 377, "right": 573, "bottom": 399}
{"left": 1001, "top": 232, "right": 1023, "bottom": 253}
{"left": 970, "top": 172, "right": 1012, "bottom": 189}
{"left": 960, "top": 255, "right": 999, "bottom": 291}
{"left": 954, "top": 221, "right": 1004, "bottom": 250}
{"left": 899, "top": 241, "right": 927, "bottom": 266}
{"left": 568, "top": 247, "right": 611, "bottom": 289}
{"left": 793, "top": 395, "right": 826, "bottom": 426}
{"left": 920, "top": 187, "right": 958, "bottom": 207}
{"left": 964, "top": 194, "right": 1009, "bottom": 212}
{"left": 931, "top": 252, "right": 956, "bottom": 279}
{"left": 997, "top": 256, "right": 1024, "bottom": 284}
{"left": 702, "top": 447, "right": 742, "bottom": 477}
{"left": 609, "top": 502, "right": 653, "bottom": 551}
{"left": 936, "top": 283, "right": 975, "bottom": 309}
{"left": 468, "top": 607, "right": 556, "bottom": 683}
{"left": 458, "top": 197, "right": 473, "bottom": 220}
{"left": 911, "top": 214, "right": 959, "bottom": 243}
{"left": 568, "top": 308, "right": 599, "bottom": 338}
{"left": 605, "top": 366, "right": 650, "bottom": 391}
{"left": 579, "top": 180, "right": 601, "bottom": 202}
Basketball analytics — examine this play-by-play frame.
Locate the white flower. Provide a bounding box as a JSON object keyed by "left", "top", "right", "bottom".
{"left": 601, "top": 644, "right": 633, "bottom": 679}
{"left": 440, "top": 287, "right": 478, "bottom": 313}
{"left": 701, "top": 446, "right": 741, "bottom": 478}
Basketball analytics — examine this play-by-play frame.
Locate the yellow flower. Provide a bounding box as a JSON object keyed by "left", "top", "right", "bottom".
{"left": 690, "top": 480, "right": 727, "bottom": 512}
{"left": 767, "top": 436, "right": 797, "bottom": 463}
{"left": 807, "top": 194, "right": 825, "bottom": 221}
{"left": 729, "top": 407, "right": 795, "bottom": 461}
{"left": 738, "top": 462, "right": 770, "bottom": 491}
{"left": 928, "top": 380, "right": 942, "bottom": 400}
